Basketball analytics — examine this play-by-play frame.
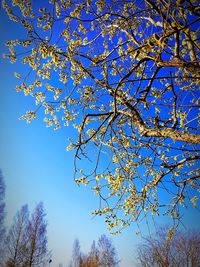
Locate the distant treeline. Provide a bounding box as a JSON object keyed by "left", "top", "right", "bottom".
{"left": 1, "top": 170, "right": 200, "bottom": 267}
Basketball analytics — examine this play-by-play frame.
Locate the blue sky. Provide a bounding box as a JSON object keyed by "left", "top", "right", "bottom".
{"left": 0, "top": 2, "right": 200, "bottom": 267}
{"left": 0, "top": 9, "right": 142, "bottom": 266}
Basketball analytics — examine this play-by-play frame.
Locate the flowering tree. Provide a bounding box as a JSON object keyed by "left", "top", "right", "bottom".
{"left": 2, "top": 0, "right": 200, "bottom": 233}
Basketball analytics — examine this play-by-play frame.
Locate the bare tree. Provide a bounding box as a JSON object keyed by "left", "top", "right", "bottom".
{"left": 79, "top": 241, "right": 99, "bottom": 267}
{"left": 137, "top": 227, "right": 200, "bottom": 267}
{"left": 0, "top": 170, "right": 6, "bottom": 266}
{"left": 97, "top": 235, "right": 119, "bottom": 267}
{"left": 23, "top": 202, "right": 48, "bottom": 267}
{"left": 5, "top": 205, "right": 29, "bottom": 267}
{"left": 2, "top": 0, "right": 200, "bottom": 232}
{"left": 71, "top": 239, "right": 82, "bottom": 267}
{"left": 70, "top": 235, "right": 118, "bottom": 267}
{"left": 87, "top": 241, "right": 99, "bottom": 267}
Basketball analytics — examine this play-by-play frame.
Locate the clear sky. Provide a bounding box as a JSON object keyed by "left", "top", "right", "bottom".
{"left": 0, "top": 2, "right": 200, "bottom": 267}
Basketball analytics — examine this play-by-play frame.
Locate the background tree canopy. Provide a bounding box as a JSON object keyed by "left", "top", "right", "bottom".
{"left": 2, "top": 0, "right": 200, "bottom": 233}
{"left": 70, "top": 235, "right": 119, "bottom": 267}
{"left": 137, "top": 226, "right": 200, "bottom": 267}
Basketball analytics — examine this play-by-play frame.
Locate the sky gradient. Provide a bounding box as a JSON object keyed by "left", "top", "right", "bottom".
{"left": 0, "top": 2, "right": 200, "bottom": 267}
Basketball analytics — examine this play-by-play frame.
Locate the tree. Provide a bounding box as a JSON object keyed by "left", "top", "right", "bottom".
{"left": 87, "top": 241, "right": 99, "bottom": 267}
{"left": 97, "top": 235, "right": 119, "bottom": 267}
{"left": 4, "top": 202, "right": 49, "bottom": 267}
{"left": 0, "top": 170, "right": 6, "bottom": 265}
{"left": 79, "top": 241, "right": 99, "bottom": 267}
{"left": 23, "top": 202, "right": 48, "bottom": 267}
{"left": 137, "top": 227, "right": 200, "bottom": 267}
{"left": 2, "top": 0, "right": 200, "bottom": 232}
{"left": 5, "top": 204, "right": 29, "bottom": 267}
{"left": 70, "top": 235, "right": 118, "bottom": 267}
{"left": 71, "top": 239, "right": 82, "bottom": 267}
{"left": 0, "top": 170, "right": 5, "bottom": 241}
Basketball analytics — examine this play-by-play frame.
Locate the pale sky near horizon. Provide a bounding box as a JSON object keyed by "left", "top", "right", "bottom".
{"left": 0, "top": 3, "right": 200, "bottom": 267}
